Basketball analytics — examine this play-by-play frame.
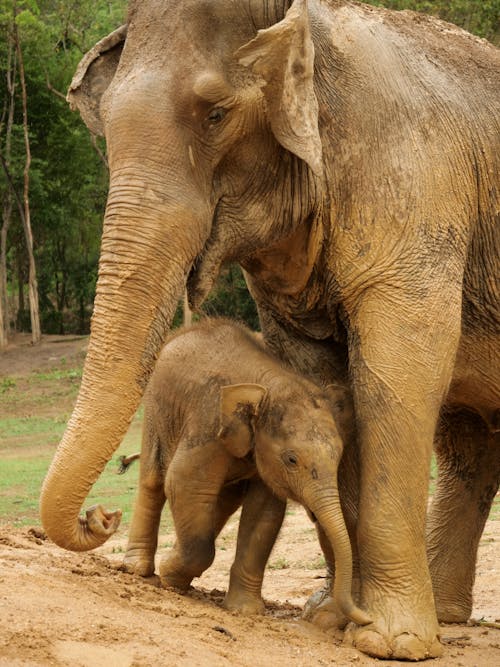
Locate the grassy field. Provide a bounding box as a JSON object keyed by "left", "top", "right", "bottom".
{"left": 0, "top": 356, "right": 145, "bottom": 530}
{"left": 0, "top": 339, "right": 498, "bottom": 534}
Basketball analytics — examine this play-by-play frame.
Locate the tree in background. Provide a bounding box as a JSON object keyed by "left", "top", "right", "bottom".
{"left": 1, "top": 0, "right": 42, "bottom": 345}
{"left": 366, "top": 1, "right": 500, "bottom": 44}
{"left": 0, "top": 0, "right": 125, "bottom": 344}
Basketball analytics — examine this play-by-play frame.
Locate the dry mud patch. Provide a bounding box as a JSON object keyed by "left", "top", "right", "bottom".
{"left": 0, "top": 510, "right": 498, "bottom": 667}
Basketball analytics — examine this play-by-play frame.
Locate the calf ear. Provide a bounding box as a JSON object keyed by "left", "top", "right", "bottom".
{"left": 218, "top": 384, "right": 267, "bottom": 458}
{"left": 236, "top": 0, "right": 322, "bottom": 177}
{"left": 325, "top": 384, "right": 355, "bottom": 441}
{"left": 67, "top": 25, "right": 127, "bottom": 136}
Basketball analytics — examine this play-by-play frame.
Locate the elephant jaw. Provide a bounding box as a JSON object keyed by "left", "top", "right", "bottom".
{"left": 186, "top": 245, "right": 223, "bottom": 310}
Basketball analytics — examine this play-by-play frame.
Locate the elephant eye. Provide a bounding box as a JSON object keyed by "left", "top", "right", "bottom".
{"left": 207, "top": 107, "right": 227, "bottom": 125}
{"left": 281, "top": 451, "right": 298, "bottom": 467}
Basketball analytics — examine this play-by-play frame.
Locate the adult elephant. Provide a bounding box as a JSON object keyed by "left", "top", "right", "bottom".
{"left": 40, "top": 0, "right": 499, "bottom": 661}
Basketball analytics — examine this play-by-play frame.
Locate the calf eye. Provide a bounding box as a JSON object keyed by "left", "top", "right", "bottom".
{"left": 281, "top": 451, "right": 298, "bottom": 467}
{"left": 207, "top": 107, "right": 226, "bottom": 124}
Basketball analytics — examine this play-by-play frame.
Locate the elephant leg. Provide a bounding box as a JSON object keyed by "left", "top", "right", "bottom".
{"left": 342, "top": 288, "right": 462, "bottom": 660}
{"left": 159, "top": 443, "right": 229, "bottom": 590}
{"left": 122, "top": 469, "right": 165, "bottom": 577}
{"left": 213, "top": 480, "right": 248, "bottom": 535}
{"left": 123, "top": 426, "right": 166, "bottom": 577}
{"left": 224, "top": 478, "right": 286, "bottom": 615}
{"left": 427, "top": 409, "right": 500, "bottom": 622}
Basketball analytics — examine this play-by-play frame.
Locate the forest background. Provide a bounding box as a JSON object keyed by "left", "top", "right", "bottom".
{"left": 0, "top": 0, "right": 499, "bottom": 347}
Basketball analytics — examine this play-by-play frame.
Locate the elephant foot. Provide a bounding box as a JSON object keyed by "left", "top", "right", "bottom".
{"left": 122, "top": 548, "right": 155, "bottom": 577}
{"left": 345, "top": 625, "right": 442, "bottom": 661}
{"left": 223, "top": 588, "right": 265, "bottom": 615}
{"left": 302, "top": 588, "right": 348, "bottom": 630}
{"left": 435, "top": 601, "right": 471, "bottom": 624}
{"left": 342, "top": 585, "right": 443, "bottom": 661}
{"left": 159, "top": 560, "right": 194, "bottom": 591}
{"left": 432, "top": 576, "right": 472, "bottom": 623}
{"left": 160, "top": 572, "right": 193, "bottom": 591}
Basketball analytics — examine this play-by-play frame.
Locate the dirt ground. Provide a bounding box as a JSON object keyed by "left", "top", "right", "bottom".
{"left": 1, "top": 335, "right": 499, "bottom": 666}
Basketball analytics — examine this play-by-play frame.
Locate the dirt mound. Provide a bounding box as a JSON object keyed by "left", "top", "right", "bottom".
{"left": 0, "top": 512, "right": 498, "bottom": 667}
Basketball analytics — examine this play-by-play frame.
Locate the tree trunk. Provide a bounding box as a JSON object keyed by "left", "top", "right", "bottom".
{"left": 0, "top": 194, "right": 13, "bottom": 350}
{"left": 0, "top": 31, "right": 16, "bottom": 350}
{"left": 14, "top": 7, "right": 41, "bottom": 344}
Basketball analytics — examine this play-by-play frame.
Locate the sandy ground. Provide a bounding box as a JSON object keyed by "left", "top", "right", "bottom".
{"left": 0, "top": 514, "right": 499, "bottom": 667}
{"left": 0, "top": 334, "right": 499, "bottom": 666}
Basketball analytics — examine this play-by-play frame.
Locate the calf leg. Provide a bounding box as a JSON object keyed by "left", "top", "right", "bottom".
{"left": 123, "top": 425, "right": 166, "bottom": 577}
{"left": 224, "top": 478, "right": 286, "bottom": 614}
{"left": 159, "top": 442, "right": 230, "bottom": 590}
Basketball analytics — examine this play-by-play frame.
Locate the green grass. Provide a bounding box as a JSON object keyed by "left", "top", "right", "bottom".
{"left": 268, "top": 557, "right": 290, "bottom": 570}
{"left": 0, "top": 416, "right": 67, "bottom": 441}
{"left": 0, "top": 421, "right": 144, "bottom": 529}
{"left": 0, "top": 356, "right": 146, "bottom": 529}
{"left": 305, "top": 556, "right": 327, "bottom": 570}
{"left": 29, "top": 368, "right": 82, "bottom": 382}
{"left": 0, "top": 376, "right": 16, "bottom": 392}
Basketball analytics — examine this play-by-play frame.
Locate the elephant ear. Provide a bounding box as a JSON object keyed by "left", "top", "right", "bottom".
{"left": 67, "top": 25, "right": 127, "bottom": 136}
{"left": 218, "top": 384, "right": 267, "bottom": 458}
{"left": 236, "top": 0, "right": 322, "bottom": 177}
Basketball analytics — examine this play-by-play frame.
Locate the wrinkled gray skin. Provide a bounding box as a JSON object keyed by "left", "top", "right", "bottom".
{"left": 40, "top": 0, "right": 499, "bottom": 660}
{"left": 121, "top": 318, "right": 370, "bottom": 626}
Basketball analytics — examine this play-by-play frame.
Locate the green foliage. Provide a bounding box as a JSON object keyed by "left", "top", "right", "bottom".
{"left": 200, "top": 265, "right": 260, "bottom": 330}
{"left": 0, "top": 0, "right": 126, "bottom": 335}
{"left": 0, "top": 0, "right": 498, "bottom": 339}
{"left": 365, "top": 0, "right": 500, "bottom": 44}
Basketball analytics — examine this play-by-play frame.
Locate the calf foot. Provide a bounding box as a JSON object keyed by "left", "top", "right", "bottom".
{"left": 159, "top": 553, "right": 197, "bottom": 591}
{"left": 223, "top": 566, "right": 265, "bottom": 615}
{"left": 302, "top": 587, "right": 348, "bottom": 630}
{"left": 122, "top": 547, "right": 155, "bottom": 577}
{"left": 159, "top": 564, "right": 193, "bottom": 591}
{"left": 303, "top": 572, "right": 363, "bottom": 630}
{"left": 224, "top": 588, "right": 265, "bottom": 615}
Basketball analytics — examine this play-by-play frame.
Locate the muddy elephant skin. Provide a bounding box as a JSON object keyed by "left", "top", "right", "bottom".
{"left": 120, "top": 318, "right": 369, "bottom": 625}
{"left": 40, "top": 0, "right": 499, "bottom": 660}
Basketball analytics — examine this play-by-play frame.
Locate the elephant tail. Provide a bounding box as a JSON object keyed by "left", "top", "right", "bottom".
{"left": 117, "top": 452, "right": 141, "bottom": 474}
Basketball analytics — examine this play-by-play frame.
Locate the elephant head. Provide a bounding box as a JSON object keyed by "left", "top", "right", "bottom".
{"left": 40, "top": 0, "right": 325, "bottom": 550}
{"left": 218, "top": 382, "right": 370, "bottom": 626}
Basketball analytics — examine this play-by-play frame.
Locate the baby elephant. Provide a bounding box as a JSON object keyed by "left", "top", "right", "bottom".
{"left": 122, "top": 319, "right": 369, "bottom": 625}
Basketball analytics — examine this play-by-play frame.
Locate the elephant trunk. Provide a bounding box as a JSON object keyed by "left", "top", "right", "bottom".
{"left": 40, "top": 172, "right": 209, "bottom": 551}
{"left": 307, "top": 489, "right": 371, "bottom": 626}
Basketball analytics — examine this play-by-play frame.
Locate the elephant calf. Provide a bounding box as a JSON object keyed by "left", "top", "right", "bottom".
{"left": 122, "top": 318, "right": 369, "bottom": 624}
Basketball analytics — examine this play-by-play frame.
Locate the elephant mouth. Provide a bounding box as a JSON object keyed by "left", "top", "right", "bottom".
{"left": 186, "top": 248, "right": 218, "bottom": 310}
{"left": 185, "top": 208, "right": 226, "bottom": 310}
